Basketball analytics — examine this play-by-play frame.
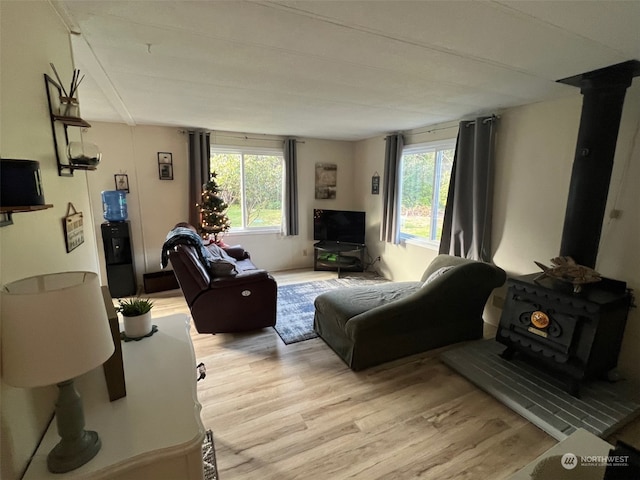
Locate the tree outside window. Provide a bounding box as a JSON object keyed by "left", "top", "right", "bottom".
{"left": 399, "top": 140, "right": 455, "bottom": 243}
{"left": 210, "top": 148, "right": 283, "bottom": 231}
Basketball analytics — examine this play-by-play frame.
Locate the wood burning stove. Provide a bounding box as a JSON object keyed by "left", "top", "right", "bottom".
{"left": 497, "top": 274, "right": 632, "bottom": 395}
{"left": 496, "top": 60, "right": 639, "bottom": 396}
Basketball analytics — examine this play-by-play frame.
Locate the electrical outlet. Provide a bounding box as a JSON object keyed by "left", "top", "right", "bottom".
{"left": 303, "top": 249, "right": 308, "bottom": 256}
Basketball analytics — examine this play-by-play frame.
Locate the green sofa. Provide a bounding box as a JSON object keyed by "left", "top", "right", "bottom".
{"left": 313, "top": 255, "right": 506, "bottom": 370}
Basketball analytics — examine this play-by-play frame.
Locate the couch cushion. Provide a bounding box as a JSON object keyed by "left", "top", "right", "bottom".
{"left": 235, "top": 258, "right": 258, "bottom": 272}
{"left": 206, "top": 243, "right": 238, "bottom": 277}
{"left": 315, "top": 282, "right": 421, "bottom": 330}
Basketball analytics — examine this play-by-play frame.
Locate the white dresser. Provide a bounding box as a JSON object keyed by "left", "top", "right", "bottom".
{"left": 24, "top": 314, "right": 205, "bottom": 480}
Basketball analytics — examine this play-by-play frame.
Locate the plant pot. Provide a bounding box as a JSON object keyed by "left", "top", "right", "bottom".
{"left": 123, "top": 311, "right": 153, "bottom": 338}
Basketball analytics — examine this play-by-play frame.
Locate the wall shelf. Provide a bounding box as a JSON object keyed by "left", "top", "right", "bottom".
{"left": 44, "top": 74, "right": 92, "bottom": 176}
{"left": 0, "top": 204, "right": 54, "bottom": 227}
{"left": 51, "top": 114, "right": 91, "bottom": 128}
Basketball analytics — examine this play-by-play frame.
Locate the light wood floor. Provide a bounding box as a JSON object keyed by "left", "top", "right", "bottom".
{"left": 148, "top": 269, "right": 639, "bottom": 479}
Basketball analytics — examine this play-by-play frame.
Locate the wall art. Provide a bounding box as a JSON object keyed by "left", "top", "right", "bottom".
{"left": 63, "top": 202, "right": 84, "bottom": 253}
{"left": 371, "top": 172, "right": 380, "bottom": 195}
{"left": 115, "top": 174, "right": 129, "bottom": 192}
{"left": 158, "top": 152, "right": 173, "bottom": 180}
{"left": 315, "top": 163, "right": 337, "bottom": 199}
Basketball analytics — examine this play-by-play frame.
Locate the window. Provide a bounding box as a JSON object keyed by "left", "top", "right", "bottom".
{"left": 210, "top": 146, "right": 284, "bottom": 231}
{"left": 399, "top": 139, "right": 455, "bottom": 244}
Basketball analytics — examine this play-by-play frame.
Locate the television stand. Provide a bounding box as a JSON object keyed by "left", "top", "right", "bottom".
{"left": 313, "top": 241, "right": 366, "bottom": 275}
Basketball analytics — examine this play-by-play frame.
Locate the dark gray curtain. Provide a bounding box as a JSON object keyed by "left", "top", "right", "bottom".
{"left": 380, "top": 134, "right": 404, "bottom": 244}
{"left": 284, "top": 138, "right": 298, "bottom": 236}
{"left": 188, "top": 131, "right": 210, "bottom": 228}
{"left": 439, "top": 116, "right": 497, "bottom": 261}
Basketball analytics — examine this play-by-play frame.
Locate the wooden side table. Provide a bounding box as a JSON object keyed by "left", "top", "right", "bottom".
{"left": 23, "top": 314, "right": 205, "bottom": 480}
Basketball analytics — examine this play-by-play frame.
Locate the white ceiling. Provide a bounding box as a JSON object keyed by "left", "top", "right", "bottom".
{"left": 52, "top": 0, "right": 640, "bottom": 141}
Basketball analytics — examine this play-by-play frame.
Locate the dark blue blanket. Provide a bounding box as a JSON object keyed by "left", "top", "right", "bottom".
{"left": 161, "top": 227, "right": 211, "bottom": 269}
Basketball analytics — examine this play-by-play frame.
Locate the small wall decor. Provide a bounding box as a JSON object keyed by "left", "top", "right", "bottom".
{"left": 158, "top": 152, "right": 173, "bottom": 180}
{"left": 114, "top": 174, "right": 129, "bottom": 193}
{"left": 63, "top": 202, "right": 84, "bottom": 253}
{"left": 315, "top": 163, "right": 337, "bottom": 199}
{"left": 371, "top": 172, "right": 380, "bottom": 195}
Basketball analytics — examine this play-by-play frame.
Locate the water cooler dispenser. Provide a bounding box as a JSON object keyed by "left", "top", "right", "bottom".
{"left": 101, "top": 191, "right": 136, "bottom": 298}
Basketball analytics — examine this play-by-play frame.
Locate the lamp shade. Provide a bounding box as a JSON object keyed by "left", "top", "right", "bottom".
{"left": 1, "top": 272, "right": 114, "bottom": 387}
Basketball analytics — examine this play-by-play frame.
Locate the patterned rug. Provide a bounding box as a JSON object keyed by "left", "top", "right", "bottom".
{"left": 274, "top": 277, "right": 387, "bottom": 344}
{"left": 202, "top": 430, "right": 218, "bottom": 480}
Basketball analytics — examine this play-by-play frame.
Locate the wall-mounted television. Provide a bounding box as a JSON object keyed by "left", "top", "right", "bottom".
{"left": 313, "top": 209, "right": 366, "bottom": 245}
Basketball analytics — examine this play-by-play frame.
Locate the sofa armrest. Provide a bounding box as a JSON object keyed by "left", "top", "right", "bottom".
{"left": 209, "top": 269, "right": 273, "bottom": 288}
{"left": 168, "top": 246, "right": 211, "bottom": 306}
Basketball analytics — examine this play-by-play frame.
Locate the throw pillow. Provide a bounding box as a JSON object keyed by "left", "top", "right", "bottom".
{"left": 424, "top": 266, "right": 454, "bottom": 285}
{"left": 206, "top": 243, "right": 238, "bottom": 277}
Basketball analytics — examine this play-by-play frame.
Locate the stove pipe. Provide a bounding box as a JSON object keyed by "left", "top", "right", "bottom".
{"left": 557, "top": 60, "right": 640, "bottom": 268}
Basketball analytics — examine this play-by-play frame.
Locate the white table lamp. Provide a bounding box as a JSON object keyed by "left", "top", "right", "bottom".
{"left": 1, "top": 271, "right": 115, "bottom": 473}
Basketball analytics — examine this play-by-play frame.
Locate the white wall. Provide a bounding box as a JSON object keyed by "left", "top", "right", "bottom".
{"left": 0, "top": 2, "right": 101, "bottom": 478}
{"left": 83, "top": 126, "right": 357, "bottom": 286}
{"left": 82, "top": 123, "right": 189, "bottom": 287}
{"left": 492, "top": 96, "right": 580, "bottom": 274}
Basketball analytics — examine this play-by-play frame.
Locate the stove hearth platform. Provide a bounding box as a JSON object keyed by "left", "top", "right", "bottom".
{"left": 441, "top": 339, "right": 640, "bottom": 441}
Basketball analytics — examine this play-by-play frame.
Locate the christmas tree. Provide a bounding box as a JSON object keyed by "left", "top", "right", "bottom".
{"left": 198, "top": 172, "right": 231, "bottom": 243}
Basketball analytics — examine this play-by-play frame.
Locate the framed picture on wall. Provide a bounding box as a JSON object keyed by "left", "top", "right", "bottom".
{"left": 157, "top": 152, "right": 173, "bottom": 180}
{"left": 371, "top": 173, "right": 380, "bottom": 195}
{"left": 114, "top": 174, "right": 130, "bottom": 193}
{"left": 315, "top": 163, "right": 337, "bottom": 199}
{"left": 63, "top": 203, "right": 84, "bottom": 253}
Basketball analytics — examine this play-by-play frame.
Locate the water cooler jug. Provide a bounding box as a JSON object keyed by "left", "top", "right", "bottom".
{"left": 102, "top": 190, "right": 128, "bottom": 222}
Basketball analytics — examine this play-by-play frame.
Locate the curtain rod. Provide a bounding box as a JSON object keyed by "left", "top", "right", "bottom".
{"left": 178, "top": 130, "right": 305, "bottom": 143}
{"left": 395, "top": 114, "right": 500, "bottom": 138}
{"left": 404, "top": 124, "right": 459, "bottom": 136}
{"left": 384, "top": 124, "right": 457, "bottom": 140}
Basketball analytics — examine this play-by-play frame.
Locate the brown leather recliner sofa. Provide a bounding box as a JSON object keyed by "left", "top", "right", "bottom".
{"left": 162, "top": 225, "right": 277, "bottom": 334}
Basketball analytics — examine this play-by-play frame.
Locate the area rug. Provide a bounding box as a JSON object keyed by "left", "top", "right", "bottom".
{"left": 274, "top": 277, "right": 387, "bottom": 344}
{"left": 202, "top": 430, "right": 218, "bottom": 480}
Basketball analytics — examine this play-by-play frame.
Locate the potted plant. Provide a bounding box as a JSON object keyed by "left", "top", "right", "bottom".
{"left": 117, "top": 297, "right": 154, "bottom": 338}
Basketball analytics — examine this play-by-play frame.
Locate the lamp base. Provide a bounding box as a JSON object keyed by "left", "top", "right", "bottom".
{"left": 47, "top": 430, "right": 102, "bottom": 473}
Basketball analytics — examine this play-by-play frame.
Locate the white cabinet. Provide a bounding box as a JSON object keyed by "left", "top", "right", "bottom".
{"left": 24, "top": 314, "right": 205, "bottom": 480}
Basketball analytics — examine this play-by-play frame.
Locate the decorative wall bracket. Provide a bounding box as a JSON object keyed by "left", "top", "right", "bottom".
{"left": 44, "top": 74, "right": 92, "bottom": 176}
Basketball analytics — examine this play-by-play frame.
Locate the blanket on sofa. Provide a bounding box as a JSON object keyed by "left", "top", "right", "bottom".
{"left": 161, "top": 227, "right": 238, "bottom": 276}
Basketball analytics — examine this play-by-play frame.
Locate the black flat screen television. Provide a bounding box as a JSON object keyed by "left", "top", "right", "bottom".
{"left": 313, "top": 209, "right": 365, "bottom": 245}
